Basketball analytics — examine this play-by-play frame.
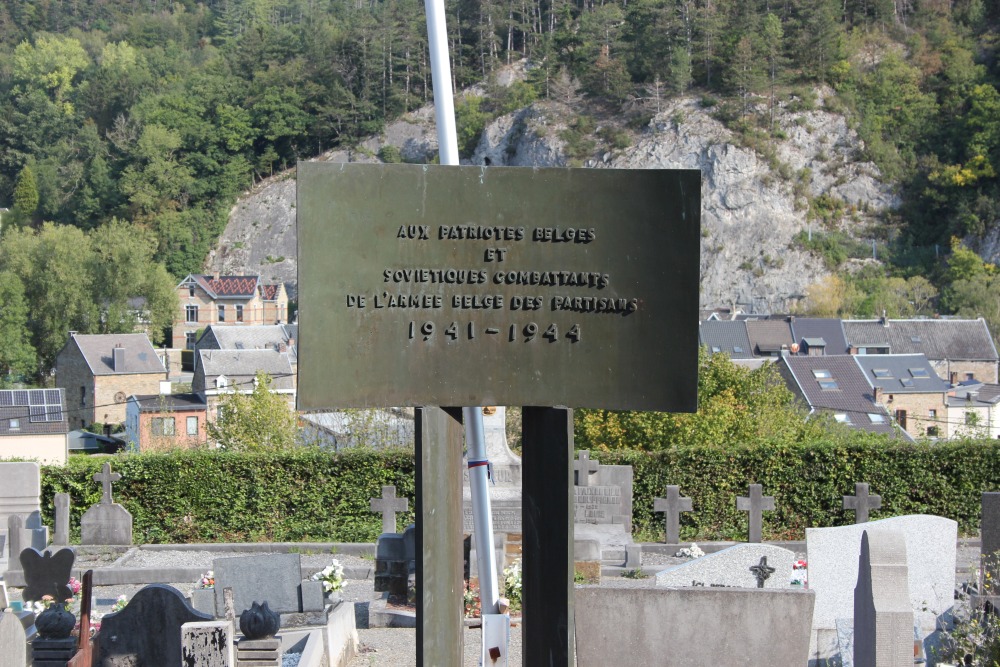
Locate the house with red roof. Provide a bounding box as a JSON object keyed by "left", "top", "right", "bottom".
{"left": 171, "top": 274, "right": 289, "bottom": 349}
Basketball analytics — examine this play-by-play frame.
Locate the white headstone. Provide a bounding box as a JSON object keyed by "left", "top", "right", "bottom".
{"left": 655, "top": 543, "right": 795, "bottom": 589}
{"left": 806, "top": 515, "right": 955, "bottom": 634}
{"left": 854, "top": 530, "right": 912, "bottom": 667}
{"left": 181, "top": 620, "right": 235, "bottom": 666}
{"left": 0, "top": 463, "right": 48, "bottom": 559}
{"left": 0, "top": 611, "right": 28, "bottom": 667}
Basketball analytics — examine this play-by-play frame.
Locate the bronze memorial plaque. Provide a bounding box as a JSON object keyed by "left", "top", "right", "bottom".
{"left": 297, "top": 163, "right": 700, "bottom": 412}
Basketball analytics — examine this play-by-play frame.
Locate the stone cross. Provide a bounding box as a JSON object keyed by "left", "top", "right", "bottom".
{"left": 370, "top": 486, "right": 408, "bottom": 535}
{"left": 843, "top": 482, "right": 881, "bottom": 524}
{"left": 736, "top": 484, "right": 774, "bottom": 543}
{"left": 653, "top": 486, "right": 693, "bottom": 544}
{"left": 54, "top": 493, "right": 70, "bottom": 546}
{"left": 574, "top": 451, "right": 600, "bottom": 487}
{"left": 93, "top": 463, "right": 121, "bottom": 505}
{"left": 749, "top": 556, "right": 775, "bottom": 588}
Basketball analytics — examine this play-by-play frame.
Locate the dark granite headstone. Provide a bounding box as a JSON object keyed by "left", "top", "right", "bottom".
{"left": 19, "top": 548, "right": 74, "bottom": 603}
{"left": 213, "top": 553, "right": 302, "bottom": 615}
{"left": 96, "top": 584, "right": 211, "bottom": 667}
{"left": 982, "top": 493, "right": 1000, "bottom": 592}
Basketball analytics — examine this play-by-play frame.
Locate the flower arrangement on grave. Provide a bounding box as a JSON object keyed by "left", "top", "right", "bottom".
{"left": 311, "top": 560, "right": 345, "bottom": 594}
{"left": 675, "top": 543, "right": 705, "bottom": 559}
{"left": 503, "top": 559, "right": 522, "bottom": 613}
{"left": 35, "top": 598, "right": 77, "bottom": 639}
{"left": 463, "top": 582, "right": 481, "bottom": 619}
{"left": 111, "top": 595, "right": 128, "bottom": 612}
{"left": 197, "top": 571, "right": 215, "bottom": 589}
{"left": 790, "top": 559, "right": 808, "bottom": 587}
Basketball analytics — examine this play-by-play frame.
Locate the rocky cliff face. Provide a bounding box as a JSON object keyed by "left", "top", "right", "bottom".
{"left": 209, "top": 87, "right": 897, "bottom": 312}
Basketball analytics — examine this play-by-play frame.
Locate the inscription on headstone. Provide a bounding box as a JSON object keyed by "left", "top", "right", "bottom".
{"left": 297, "top": 164, "right": 701, "bottom": 412}
{"left": 462, "top": 407, "right": 522, "bottom": 534}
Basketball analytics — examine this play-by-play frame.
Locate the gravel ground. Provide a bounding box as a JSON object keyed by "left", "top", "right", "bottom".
{"left": 6, "top": 542, "right": 983, "bottom": 667}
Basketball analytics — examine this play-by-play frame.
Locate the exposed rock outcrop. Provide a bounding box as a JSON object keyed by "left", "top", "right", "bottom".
{"left": 209, "top": 86, "right": 897, "bottom": 313}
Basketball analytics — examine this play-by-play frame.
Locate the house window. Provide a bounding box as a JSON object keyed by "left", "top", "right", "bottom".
{"left": 812, "top": 369, "right": 832, "bottom": 378}
{"left": 834, "top": 414, "right": 851, "bottom": 424}
{"left": 186, "top": 416, "right": 199, "bottom": 436}
{"left": 899, "top": 378, "right": 914, "bottom": 388}
{"left": 80, "top": 386, "right": 86, "bottom": 407}
{"left": 894, "top": 410, "right": 908, "bottom": 430}
{"left": 929, "top": 409, "right": 937, "bottom": 419}
{"left": 909, "top": 368, "right": 930, "bottom": 378}
{"left": 872, "top": 369, "right": 892, "bottom": 379}
{"left": 733, "top": 346, "right": 744, "bottom": 354}
{"left": 927, "top": 426, "right": 940, "bottom": 437}
{"left": 966, "top": 372, "right": 976, "bottom": 381}
{"left": 817, "top": 379, "right": 839, "bottom": 390}
{"left": 151, "top": 417, "right": 176, "bottom": 436}
{"left": 216, "top": 376, "right": 228, "bottom": 389}
{"left": 868, "top": 414, "right": 885, "bottom": 424}
{"left": 711, "top": 346, "right": 721, "bottom": 354}
{"left": 218, "top": 305, "right": 225, "bottom": 322}
{"left": 189, "top": 285, "right": 195, "bottom": 297}
{"left": 185, "top": 332, "right": 196, "bottom": 349}
{"left": 236, "top": 305, "right": 244, "bottom": 322}
{"left": 186, "top": 305, "right": 199, "bottom": 323}
{"left": 9, "top": 419, "right": 19, "bottom": 430}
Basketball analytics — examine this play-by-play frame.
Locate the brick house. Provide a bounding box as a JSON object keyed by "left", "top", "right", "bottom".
{"left": 171, "top": 274, "right": 289, "bottom": 349}
{"left": 854, "top": 354, "right": 949, "bottom": 439}
{"left": 55, "top": 333, "right": 168, "bottom": 428}
{"left": 776, "top": 355, "right": 896, "bottom": 437}
{"left": 0, "top": 388, "right": 69, "bottom": 464}
{"left": 124, "top": 392, "right": 208, "bottom": 452}
{"left": 843, "top": 317, "right": 999, "bottom": 384}
{"left": 194, "top": 324, "right": 297, "bottom": 371}
{"left": 192, "top": 348, "right": 295, "bottom": 425}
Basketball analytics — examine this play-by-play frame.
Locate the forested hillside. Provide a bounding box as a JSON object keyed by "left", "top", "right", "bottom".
{"left": 0, "top": 0, "right": 998, "bottom": 381}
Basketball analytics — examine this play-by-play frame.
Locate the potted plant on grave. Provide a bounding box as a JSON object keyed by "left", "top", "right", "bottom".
{"left": 310, "top": 560, "right": 346, "bottom": 602}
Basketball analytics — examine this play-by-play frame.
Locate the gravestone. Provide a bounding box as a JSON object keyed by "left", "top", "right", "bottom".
{"left": 655, "top": 543, "right": 795, "bottom": 589}
{"left": 96, "top": 584, "right": 212, "bottom": 667}
{"left": 574, "top": 452, "right": 635, "bottom": 564}
{"left": 80, "top": 463, "right": 132, "bottom": 545}
{"left": 653, "top": 486, "right": 693, "bottom": 544}
{"left": 182, "top": 620, "right": 235, "bottom": 667}
{"left": 806, "top": 515, "right": 955, "bottom": 647}
{"left": 53, "top": 493, "right": 70, "bottom": 546}
{"left": 854, "top": 530, "right": 912, "bottom": 667}
{"left": 213, "top": 553, "right": 303, "bottom": 615}
{"left": 0, "top": 463, "right": 48, "bottom": 563}
{"left": 0, "top": 610, "right": 27, "bottom": 667}
{"left": 375, "top": 525, "right": 416, "bottom": 598}
{"left": 981, "top": 492, "right": 1000, "bottom": 591}
{"left": 844, "top": 483, "right": 882, "bottom": 524}
{"left": 370, "top": 485, "right": 408, "bottom": 535}
{"left": 19, "top": 547, "right": 74, "bottom": 603}
{"left": 737, "top": 484, "right": 774, "bottom": 543}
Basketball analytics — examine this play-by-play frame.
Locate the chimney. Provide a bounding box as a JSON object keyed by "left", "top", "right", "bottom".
{"left": 880, "top": 310, "right": 889, "bottom": 327}
{"left": 113, "top": 345, "right": 125, "bottom": 372}
{"left": 278, "top": 342, "right": 287, "bottom": 353}
{"left": 213, "top": 271, "right": 220, "bottom": 281}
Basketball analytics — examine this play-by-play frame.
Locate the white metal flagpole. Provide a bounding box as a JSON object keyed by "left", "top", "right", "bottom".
{"left": 423, "top": 0, "right": 501, "bottom": 617}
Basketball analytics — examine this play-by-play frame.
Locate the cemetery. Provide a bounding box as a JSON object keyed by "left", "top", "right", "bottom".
{"left": 4, "top": 163, "right": 1000, "bottom": 667}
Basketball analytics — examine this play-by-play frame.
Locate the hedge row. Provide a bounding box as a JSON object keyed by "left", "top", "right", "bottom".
{"left": 38, "top": 438, "right": 1000, "bottom": 544}
{"left": 600, "top": 438, "right": 1000, "bottom": 541}
{"left": 41, "top": 449, "right": 415, "bottom": 544}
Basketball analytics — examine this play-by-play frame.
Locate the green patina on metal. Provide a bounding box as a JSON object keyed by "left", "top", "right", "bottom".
{"left": 297, "top": 162, "right": 700, "bottom": 412}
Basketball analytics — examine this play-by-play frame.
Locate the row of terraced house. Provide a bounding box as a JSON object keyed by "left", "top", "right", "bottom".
{"left": 700, "top": 314, "right": 1000, "bottom": 440}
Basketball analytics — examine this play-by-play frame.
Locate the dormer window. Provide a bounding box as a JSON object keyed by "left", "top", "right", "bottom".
{"left": 216, "top": 375, "right": 228, "bottom": 389}
{"left": 872, "top": 369, "right": 891, "bottom": 379}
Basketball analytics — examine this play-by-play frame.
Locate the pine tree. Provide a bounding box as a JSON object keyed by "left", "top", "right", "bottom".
{"left": 12, "top": 164, "right": 38, "bottom": 227}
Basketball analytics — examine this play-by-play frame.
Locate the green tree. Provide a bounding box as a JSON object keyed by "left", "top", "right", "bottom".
{"left": 12, "top": 164, "right": 39, "bottom": 227}
{"left": 207, "top": 372, "right": 299, "bottom": 451}
{"left": 12, "top": 33, "right": 90, "bottom": 112}
{"left": 0, "top": 271, "right": 38, "bottom": 381}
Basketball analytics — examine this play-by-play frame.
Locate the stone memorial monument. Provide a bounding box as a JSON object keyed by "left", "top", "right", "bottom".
{"left": 81, "top": 463, "right": 133, "bottom": 545}
{"left": 853, "top": 530, "right": 912, "bottom": 667}
{"left": 297, "top": 163, "right": 701, "bottom": 666}
{"left": 0, "top": 462, "right": 49, "bottom": 567}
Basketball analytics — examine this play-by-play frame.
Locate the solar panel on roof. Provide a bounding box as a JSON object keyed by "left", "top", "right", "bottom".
{"left": 28, "top": 405, "right": 45, "bottom": 422}
{"left": 12, "top": 390, "right": 28, "bottom": 406}
{"left": 0, "top": 393, "right": 12, "bottom": 407}
{"left": 45, "top": 389, "right": 61, "bottom": 403}
{"left": 28, "top": 389, "right": 45, "bottom": 405}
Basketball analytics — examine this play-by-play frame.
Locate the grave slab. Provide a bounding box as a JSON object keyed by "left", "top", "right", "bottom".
{"left": 854, "top": 530, "right": 912, "bottom": 667}
{"left": 96, "top": 584, "right": 212, "bottom": 667}
{"left": 806, "top": 514, "right": 956, "bottom": 634}
{"left": 214, "top": 553, "right": 303, "bottom": 615}
{"left": 576, "top": 587, "right": 815, "bottom": 667}
{"left": 656, "top": 543, "right": 795, "bottom": 589}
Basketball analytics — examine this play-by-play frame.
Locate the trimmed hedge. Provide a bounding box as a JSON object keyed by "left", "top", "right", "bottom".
{"left": 41, "top": 449, "right": 415, "bottom": 544}
{"left": 600, "top": 438, "right": 1000, "bottom": 541}
{"left": 38, "top": 438, "right": 1000, "bottom": 544}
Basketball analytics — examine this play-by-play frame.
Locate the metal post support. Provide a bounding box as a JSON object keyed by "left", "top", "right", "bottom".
{"left": 465, "top": 407, "right": 500, "bottom": 614}
{"left": 521, "top": 406, "right": 575, "bottom": 667}
{"left": 415, "top": 407, "right": 465, "bottom": 667}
